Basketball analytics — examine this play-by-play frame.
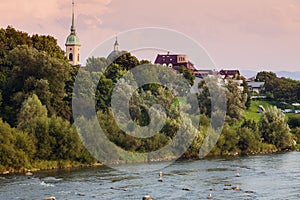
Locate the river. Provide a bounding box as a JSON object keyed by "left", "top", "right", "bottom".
{"left": 1, "top": 152, "right": 300, "bottom": 199}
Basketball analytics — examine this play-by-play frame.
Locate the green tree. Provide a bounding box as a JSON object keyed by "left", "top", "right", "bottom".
{"left": 17, "top": 94, "right": 48, "bottom": 131}
{"left": 255, "top": 71, "right": 277, "bottom": 82}
{"left": 5, "top": 45, "right": 71, "bottom": 124}
{"left": 31, "top": 34, "right": 65, "bottom": 59}
{"left": 0, "top": 119, "right": 32, "bottom": 170}
{"left": 237, "top": 127, "right": 261, "bottom": 154}
{"left": 212, "top": 123, "right": 239, "bottom": 155}
{"left": 113, "top": 51, "right": 139, "bottom": 71}
{"left": 177, "top": 66, "right": 195, "bottom": 86}
{"left": 225, "top": 80, "right": 246, "bottom": 124}
{"left": 259, "top": 106, "right": 293, "bottom": 150}
{"left": 288, "top": 115, "right": 300, "bottom": 129}
{"left": 85, "top": 56, "right": 107, "bottom": 72}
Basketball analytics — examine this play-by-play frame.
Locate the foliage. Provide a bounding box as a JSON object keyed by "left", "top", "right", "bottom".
{"left": 211, "top": 123, "right": 239, "bottom": 156}
{"left": 259, "top": 106, "right": 293, "bottom": 150}
{"left": 288, "top": 114, "right": 300, "bottom": 129}
{"left": 237, "top": 119, "right": 262, "bottom": 154}
{"left": 0, "top": 94, "right": 96, "bottom": 172}
{"left": 177, "top": 66, "right": 195, "bottom": 86}
{"left": 1, "top": 27, "right": 300, "bottom": 172}
{"left": 244, "top": 100, "right": 273, "bottom": 122}
{"left": 256, "top": 71, "right": 300, "bottom": 103}
{"left": 17, "top": 94, "right": 47, "bottom": 131}
{"left": 225, "top": 80, "right": 247, "bottom": 124}
{"left": 0, "top": 119, "right": 34, "bottom": 170}
{"left": 0, "top": 27, "right": 73, "bottom": 125}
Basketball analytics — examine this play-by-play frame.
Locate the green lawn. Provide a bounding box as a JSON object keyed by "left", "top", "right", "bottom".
{"left": 245, "top": 100, "right": 298, "bottom": 122}
{"left": 245, "top": 100, "right": 273, "bottom": 122}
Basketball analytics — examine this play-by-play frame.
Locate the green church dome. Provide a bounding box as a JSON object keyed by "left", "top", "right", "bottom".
{"left": 66, "top": 33, "right": 80, "bottom": 46}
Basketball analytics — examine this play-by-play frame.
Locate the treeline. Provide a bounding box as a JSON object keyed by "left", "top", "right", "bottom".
{"left": 0, "top": 26, "right": 95, "bottom": 172}
{"left": 256, "top": 71, "right": 300, "bottom": 103}
{"left": 0, "top": 26, "right": 299, "bottom": 171}
{"left": 74, "top": 53, "right": 196, "bottom": 163}
{"left": 190, "top": 75, "right": 295, "bottom": 157}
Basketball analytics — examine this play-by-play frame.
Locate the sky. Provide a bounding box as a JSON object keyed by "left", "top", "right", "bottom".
{"left": 1, "top": 0, "right": 300, "bottom": 71}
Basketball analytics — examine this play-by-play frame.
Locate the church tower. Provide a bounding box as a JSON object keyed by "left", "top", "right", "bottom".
{"left": 107, "top": 37, "right": 120, "bottom": 61}
{"left": 65, "top": 0, "right": 80, "bottom": 66}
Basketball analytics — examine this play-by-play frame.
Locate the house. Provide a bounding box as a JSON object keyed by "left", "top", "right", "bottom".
{"left": 154, "top": 53, "right": 196, "bottom": 70}
{"left": 192, "top": 69, "right": 216, "bottom": 78}
{"left": 247, "top": 81, "right": 265, "bottom": 94}
{"left": 219, "top": 69, "right": 240, "bottom": 79}
{"left": 219, "top": 69, "right": 244, "bottom": 91}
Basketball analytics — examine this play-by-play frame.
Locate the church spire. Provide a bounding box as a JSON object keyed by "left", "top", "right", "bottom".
{"left": 66, "top": 0, "right": 81, "bottom": 66}
{"left": 71, "top": 0, "right": 76, "bottom": 34}
{"left": 114, "top": 36, "right": 119, "bottom": 51}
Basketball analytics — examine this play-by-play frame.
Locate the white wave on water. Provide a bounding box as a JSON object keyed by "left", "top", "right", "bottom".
{"left": 42, "top": 177, "right": 63, "bottom": 182}
{"left": 40, "top": 181, "right": 54, "bottom": 187}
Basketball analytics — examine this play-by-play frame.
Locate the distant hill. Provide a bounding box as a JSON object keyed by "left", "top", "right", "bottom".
{"left": 240, "top": 70, "right": 257, "bottom": 79}
{"left": 240, "top": 70, "right": 300, "bottom": 80}
{"left": 276, "top": 71, "right": 300, "bottom": 80}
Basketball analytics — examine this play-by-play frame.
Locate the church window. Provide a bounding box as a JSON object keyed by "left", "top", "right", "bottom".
{"left": 69, "top": 53, "right": 73, "bottom": 61}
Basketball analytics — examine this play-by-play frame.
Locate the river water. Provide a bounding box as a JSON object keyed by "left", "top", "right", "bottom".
{"left": 1, "top": 152, "right": 300, "bottom": 200}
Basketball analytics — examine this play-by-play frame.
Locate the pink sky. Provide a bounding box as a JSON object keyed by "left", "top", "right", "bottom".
{"left": 1, "top": 0, "right": 300, "bottom": 71}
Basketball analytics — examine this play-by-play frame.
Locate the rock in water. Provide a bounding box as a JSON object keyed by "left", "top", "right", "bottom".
{"left": 25, "top": 172, "right": 33, "bottom": 176}
{"left": 143, "top": 195, "right": 153, "bottom": 200}
{"left": 207, "top": 193, "right": 213, "bottom": 199}
{"left": 159, "top": 171, "right": 163, "bottom": 177}
{"left": 232, "top": 186, "right": 241, "bottom": 191}
{"left": 43, "top": 197, "right": 56, "bottom": 200}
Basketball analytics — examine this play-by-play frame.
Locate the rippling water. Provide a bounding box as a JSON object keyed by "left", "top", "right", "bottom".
{"left": 1, "top": 152, "right": 300, "bottom": 199}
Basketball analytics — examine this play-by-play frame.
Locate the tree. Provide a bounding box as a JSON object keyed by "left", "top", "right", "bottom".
{"left": 4, "top": 45, "right": 71, "bottom": 124}
{"left": 177, "top": 66, "right": 195, "bottom": 86}
{"left": 113, "top": 51, "right": 139, "bottom": 71}
{"left": 288, "top": 115, "right": 300, "bottom": 129}
{"left": 0, "top": 119, "right": 33, "bottom": 170}
{"left": 31, "top": 34, "right": 65, "bottom": 60}
{"left": 259, "top": 106, "right": 293, "bottom": 150}
{"left": 85, "top": 56, "right": 108, "bottom": 72}
{"left": 255, "top": 71, "right": 277, "bottom": 82}
{"left": 242, "top": 78, "right": 251, "bottom": 109}
{"left": 237, "top": 126, "right": 261, "bottom": 154}
{"left": 225, "top": 80, "right": 246, "bottom": 124}
{"left": 17, "top": 94, "right": 48, "bottom": 131}
{"left": 212, "top": 123, "right": 239, "bottom": 155}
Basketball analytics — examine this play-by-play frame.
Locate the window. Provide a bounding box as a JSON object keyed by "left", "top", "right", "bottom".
{"left": 69, "top": 53, "right": 73, "bottom": 61}
{"left": 70, "top": 48, "right": 72, "bottom": 50}
{"left": 168, "top": 63, "right": 173, "bottom": 68}
{"left": 78, "top": 53, "right": 80, "bottom": 62}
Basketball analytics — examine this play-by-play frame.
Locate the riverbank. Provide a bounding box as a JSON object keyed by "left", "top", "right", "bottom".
{"left": 0, "top": 160, "right": 102, "bottom": 175}
{"left": 2, "top": 148, "right": 298, "bottom": 175}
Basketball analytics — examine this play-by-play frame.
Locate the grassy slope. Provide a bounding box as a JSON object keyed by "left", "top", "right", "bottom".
{"left": 245, "top": 100, "right": 298, "bottom": 122}
{"left": 245, "top": 100, "right": 273, "bottom": 122}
